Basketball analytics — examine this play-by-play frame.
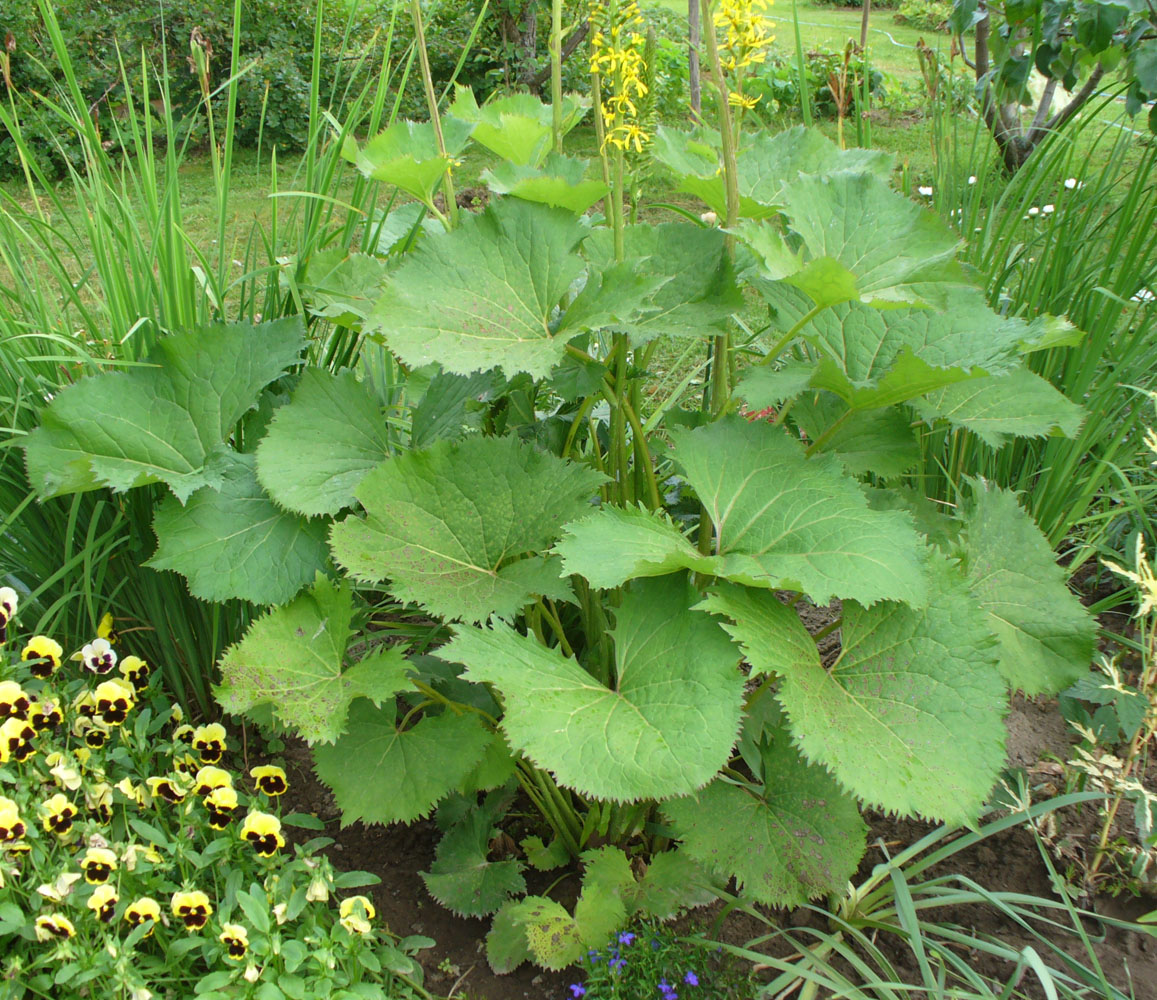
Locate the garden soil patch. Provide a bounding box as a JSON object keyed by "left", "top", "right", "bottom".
{"left": 264, "top": 695, "right": 1157, "bottom": 1000}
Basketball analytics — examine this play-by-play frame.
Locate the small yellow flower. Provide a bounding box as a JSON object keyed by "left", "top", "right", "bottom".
{"left": 73, "top": 717, "right": 110, "bottom": 750}
{"left": 40, "top": 793, "right": 78, "bottom": 836}
{"left": 122, "top": 843, "right": 162, "bottom": 871}
{"left": 119, "top": 655, "right": 150, "bottom": 691}
{"left": 86, "top": 782, "right": 113, "bottom": 824}
{"left": 172, "top": 752, "right": 199, "bottom": 776}
{"left": 204, "top": 786, "right": 239, "bottom": 830}
{"left": 172, "top": 722, "right": 194, "bottom": 744}
{"left": 171, "top": 889, "right": 213, "bottom": 930}
{"left": 79, "top": 638, "right": 117, "bottom": 675}
{"left": 72, "top": 691, "right": 97, "bottom": 719}
{"left": 97, "top": 612, "right": 118, "bottom": 644}
{"left": 124, "top": 897, "right": 162, "bottom": 937}
{"left": 219, "top": 923, "right": 250, "bottom": 960}
{"left": 0, "top": 587, "right": 17, "bottom": 643}
{"left": 21, "top": 635, "right": 63, "bottom": 679}
{"left": 80, "top": 846, "right": 118, "bottom": 884}
{"left": 48, "top": 753, "right": 84, "bottom": 791}
{"left": 28, "top": 699, "right": 63, "bottom": 733}
{"left": 193, "top": 766, "right": 233, "bottom": 797}
{"left": 36, "top": 871, "right": 81, "bottom": 902}
{"left": 339, "top": 895, "right": 375, "bottom": 935}
{"left": 239, "top": 811, "right": 285, "bottom": 857}
{"left": 94, "top": 679, "right": 135, "bottom": 726}
{"left": 115, "top": 777, "right": 146, "bottom": 807}
{"left": 192, "top": 723, "right": 227, "bottom": 764}
{"left": 34, "top": 914, "right": 77, "bottom": 940}
{"left": 170, "top": 704, "right": 185, "bottom": 725}
{"left": 88, "top": 883, "right": 119, "bottom": 922}
{"left": 0, "top": 716, "right": 36, "bottom": 763}
{"left": 0, "top": 681, "right": 30, "bottom": 721}
{"left": 250, "top": 765, "right": 288, "bottom": 796}
{"left": 146, "top": 775, "right": 188, "bottom": 805}
{"left": 728, "top": 91, "right": 762, "bottom": 109}
{"left": 0, "top": 796, "right": 26, "bottom": 842}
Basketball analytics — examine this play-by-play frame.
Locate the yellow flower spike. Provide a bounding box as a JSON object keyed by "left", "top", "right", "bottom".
{"left": 0, "top": 796, "right": 26, "bottom": 842}
{"left": 250, "top": 765, "right": 289, "bottom": 796}
{"left": 34, "top": 914, "right": 77, "bottom": 941}
{"left": 204, "top": 786, "right": 239, "bottom": 830}
{"left": 193, "top": 765, "right": 233, "bottom": 797}
{"left": 80, "top": 637, "right": 117, "bottom": 676}
{"left": 0, "top": 716, "right": 36, "bottom": 763}
{"left": 146, "top": 775, "right": 188, "bottom": 805}
{"left": 239, "top": 810, "right": 285, "bottom": 857}
{"left": 29, "top": 699, "right": 63, "bottom": 733}
{"left": 728, "top": 91, "right": 762, "bottom": 109}
{"left": 119, "top": 655, "right": 151, "bottom": 691}
{"left": 1104, "top": 535, "right": 1157, "bottom": 618}
{"left": 21, "top": 636, "right": 63, "bottom": 679}
{"left": 0, "top": 681, "right": 30, "bottom": 721}
{"left": 93, "top": 679, "right": 135, "bottom": 726}
{"left": 88, "top": 883, "right": 119, "bottom": 923}
{"left": 220, "top": 923, "right": 250, "bottom": 960}
{"left": 80, "top": 846, "right": 118, "bottom": 884}
{"left": 192, "top": 723, "right": 228, "bottom": 764}
{"left": 40, "top": 793, "right": 78, "bottom": 836}
{"left": 171, "top": 889, "right": 213, "bottom": 930}
{"left": 339, "top": 895, "right": 376, "bottom": 935}
{"left": 124, "top": 897, "right": 162, "bottom": 937}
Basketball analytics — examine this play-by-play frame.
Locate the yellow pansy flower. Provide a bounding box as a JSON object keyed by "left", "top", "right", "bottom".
{"left": 119, "top": 655, "right": 151, "bottom": 691}
{"left": 219, "top": 923, "right": 249, "bottom": 960}
{"left": 192, "top": 766, "right": 233, "bottom": 797}
{"left": 0, "top": 681, "right": 30, "bottom": 720}
{"left": 0, "top": 716, "right": 36, "bottom": 763}
{"left": 40, "top": 793, "right": 78, "bottom": 836}
{"left": 204, "top": 786, "right": 239, "bottom": 830}
{"left": 250, "top": 765, "right": 288, "bottom": 796}
{"left": 239, "top": 811, "right": 285, "bottom": 857}
{"left": 124, "top": 897, "right": 162, "bottom": 937}
{"left": 88, "top": 883, "right": 118, "bottom": 922}
{"left": 0, "top": 796, "right": 26, "bottom": 842}
{"left": 171, "top": 889, "right": 213, "bottom": 930}
{"left": 35, "top": 914, "right": 77, "bottom": 940}
{"left": 80, "top": 846, "right": 118, "bottom": 884}
{"left": 21, "top": 635, "right": 63, "bottom": 679}
{"left": 94, "top": 679, "right": 135, "bottom": 726}
{"left": 339, "top": 895, "right": 375, "bottom": 935}
{"left": 192, "top": 723, "right": 227, "bottom": 764}
{"left": 146, "top": 775, "right": 188, "bottom": 805}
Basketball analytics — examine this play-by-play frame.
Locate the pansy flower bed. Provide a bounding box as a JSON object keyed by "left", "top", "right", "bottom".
{"left": 0, "top": 590, "right": 431, "bottom": 1000}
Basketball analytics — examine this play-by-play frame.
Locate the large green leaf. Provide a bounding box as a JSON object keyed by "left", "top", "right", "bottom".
{"left": 256, "top": 369, "right": 392, "bottom": 517}
{"left": 341, "top": 118, "right": 473, "bottom": 207}
{"left": 421, "top": 809, "right": 527, "bottom": 917}
{"left": 674, "top": 417, "right": 927, "bottom": 606}
{"left": 482, "top": 155, "right": 609, "bottom": 214}
{"left": 913, "top": 365, "right": 1085, "bottom": 447}
{"left": 743, "top": 172, "right": 968, "bottom": 308}
{"left": 298, "top": 250, "right": 391, "bottom": 327}
{"left": 330, "top": 435, "right": 603, "bottom": 622}
{"left": 651, "top": 125, "right": 892, "bottom": 219}
{"left": 959, "top": 483, "right": 1096, "bottom": 694}
{"left": 369, "top": 199, "right": 588, "bottom": 379}
{"left": 792, "top": 394, "right": 920, "bottom": 478}
{"left": 710, "top": 568, "right": 1006, "bottom": 822}
{"left": 446, "top": 576, "right": 744, "bottom": 802}
{"left": 24, "top": 319, "right": 305, "bottom": 501}
{"left": 583, "top": 223, "right": 743, "bottom": 342}
{"left": 215, "top": 575, "right": 411, "bottom": 743}
{"left": 449, "top": 87, "right": 587, "bottom": 166}
{"left": 313, "top": 700, "right": 491, "bottom": 825}
{"left": 147, "top": 452, "right": 329, "bottom": 605}
{"left": 408, "top": 368, "right": 499, "bottom": 449}
{"left": 555, "top": 505, "right": 713, "bottom": 590}
{"left": 664, "top": 732, "right": 867, "bottom": 907}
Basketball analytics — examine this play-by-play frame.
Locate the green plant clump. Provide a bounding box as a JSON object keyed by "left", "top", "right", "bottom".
{"left": 17, "top": 1, "right": 1102, "bottom": 973}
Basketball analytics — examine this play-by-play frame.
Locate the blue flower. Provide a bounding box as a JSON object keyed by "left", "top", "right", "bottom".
{"left": 587, "top": 949, "right": 600, "bottom": 964}
{"left": 569, "top": 986, "right": 586, "bottom": 998}
{"left": 618, "top": 931, "right": 636, "bottom": 946}
{"left": 658, "top": 980, "right": 678, "bottom": 1000}
{"left": 609, "top": 952, "right": 627, "bottom": 972}
{"left": 651, "top": 938, "right": 661, "bottom": 951}
{"left": 684, "top": 971, "right": 699, "bottom": 986}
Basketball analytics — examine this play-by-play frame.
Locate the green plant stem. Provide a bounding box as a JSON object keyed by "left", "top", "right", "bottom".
{"left": 536, "top": 598, "right": 574, "bottom": 658}
{"left": 760, "top": 304, "right": 824, "bottom": 365}
{"left": 410, "top": 0, "right": 458, "bottom": 228}
{"left": 805, "top": 410, "right": 853, "bottom": 456}
{"left": 550, "top": 0, "right": 564, "bottom": 154}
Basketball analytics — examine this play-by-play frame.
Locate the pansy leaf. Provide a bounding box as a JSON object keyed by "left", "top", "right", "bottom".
{"left": 421, "top": 809, "right": 527, "bottom": 917}
{"left": 24, "top": 318, "right": 305, "bottom": 501}
{"left": 369, "top": 199, "right": 589, "bottom": 379}
{"left": 673, "top": 417, "right": 927, "bottom": 606}
{"left": 959, "top": 483, "right": 1096, "bottom": 695}
{"left": 330, "top": 435, "right": 603, "bottom": 622}
{"left": 256, "top": 368, "right": 392, "bottom": 517}
{"left": 215, "top": 574, "right": 411, "bottom": 743}
{"left": 313, "top": 700, "right": 491, "bottom": 825}
{"left": 147, "top": 452, "right": 329, "bottom": 605}
{"left": 913, "top": 365, "right": 1085, "bottom": 447}
{"left": 664, "top": 732, "right": 867, "bottom": 907}
{"left": 446, "top": 575, "right": 744, "bottom": 802}
{"left": 710, "top": 564, "right": 1006, "bottom": 822}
